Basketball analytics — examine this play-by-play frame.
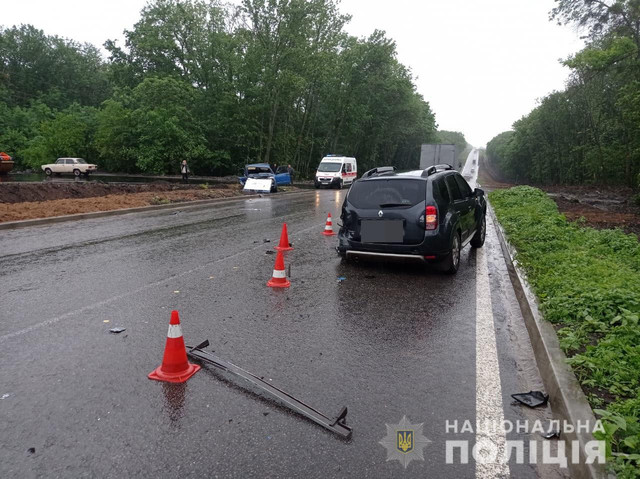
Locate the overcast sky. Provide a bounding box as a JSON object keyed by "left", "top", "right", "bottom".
{"left": 3, "top": 0, "right": 584, "bottom": 147}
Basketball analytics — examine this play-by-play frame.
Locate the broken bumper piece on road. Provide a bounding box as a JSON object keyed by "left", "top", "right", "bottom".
{"left": 186, "top": 340, "right": 353, "bottom": 439}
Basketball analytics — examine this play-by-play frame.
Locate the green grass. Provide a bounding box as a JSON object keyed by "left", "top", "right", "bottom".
{"left": 489, "top": 186, "right": 640, "bottom": 477}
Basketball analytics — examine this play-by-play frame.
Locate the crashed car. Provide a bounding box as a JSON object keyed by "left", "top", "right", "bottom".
{"left": 238, "top": 163, "right": 291, "bottom": 192}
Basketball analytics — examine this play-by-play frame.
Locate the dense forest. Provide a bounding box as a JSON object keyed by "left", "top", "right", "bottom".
{"left": 0, "top": 0, "right": 444, "bottom": 178}
{"left": 486, "top": 0, "right": 640, "bottom": 187}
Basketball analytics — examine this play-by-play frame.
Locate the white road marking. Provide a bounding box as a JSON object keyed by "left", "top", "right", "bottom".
{"left": 476, "top": 214, "right": 510, "bottom": 477}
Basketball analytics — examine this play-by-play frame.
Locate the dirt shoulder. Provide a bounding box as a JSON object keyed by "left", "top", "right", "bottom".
{"left": 0, "top": 182, "right": 247, "bottom": 223}
{"left": 478, "top": 156, "right": 640, "bottom": 238}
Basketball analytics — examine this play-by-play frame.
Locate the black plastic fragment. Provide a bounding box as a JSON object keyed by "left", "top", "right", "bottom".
{"left": 511, "top": 391, "right": 549, "bottom": 408}
{"left": 186, "top": 339, "right": 352, "bottom": 439}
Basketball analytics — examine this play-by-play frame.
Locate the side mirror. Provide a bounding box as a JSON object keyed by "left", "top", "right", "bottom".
{"left": 474, "top": 188, "right": 484, "bottom": 197}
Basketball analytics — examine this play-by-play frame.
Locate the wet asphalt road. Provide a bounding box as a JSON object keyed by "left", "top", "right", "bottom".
{"left": 0, "top": 152, "right": 568, "bottom": 478}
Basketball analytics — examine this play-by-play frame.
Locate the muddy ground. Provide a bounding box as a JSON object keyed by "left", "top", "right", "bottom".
{"left": 0, "top": 181, "right": 241, "bottom": 204}
{"left": 478, "top": 156, "right": 640, "bottom": 237}
{"left": 0, "top": 182, "right": 246, "bottom": 223}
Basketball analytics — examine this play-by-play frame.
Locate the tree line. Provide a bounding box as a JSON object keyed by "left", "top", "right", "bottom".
{"left": 0, "top": 0, "right": 440, "bottom": 178}
{"left": 486, "top": 0, "right": 640, "bottom": 187}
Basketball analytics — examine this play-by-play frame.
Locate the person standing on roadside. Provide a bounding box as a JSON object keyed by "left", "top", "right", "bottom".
{"left": 287, "top": 164, "right": 295, "bottom": 184}
{"left": 181, "top": 160, "right": 190, "bottom": 183}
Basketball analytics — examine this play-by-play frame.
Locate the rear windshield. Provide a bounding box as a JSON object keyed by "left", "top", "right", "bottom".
{"left": 317, "top": 162, "right": 341, "bottom": 172}
{"left": 348, "top": 179, "right": 426, "bottom": 209}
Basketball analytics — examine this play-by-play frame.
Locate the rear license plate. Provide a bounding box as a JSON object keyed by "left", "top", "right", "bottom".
{"left": 360, "top": 220, "right": 404, "bottom": 243}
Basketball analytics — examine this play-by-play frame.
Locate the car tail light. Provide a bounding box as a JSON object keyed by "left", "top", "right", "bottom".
{"left": 425, "top": 205, "right": 437, "bottom": 230}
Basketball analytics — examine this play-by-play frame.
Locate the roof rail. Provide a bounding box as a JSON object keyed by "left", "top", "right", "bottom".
{"left": 361, "top": 166, "right": 396, "bottom": 178}
{"left": 421, "top": 164, "right": 453, "bottom": 177}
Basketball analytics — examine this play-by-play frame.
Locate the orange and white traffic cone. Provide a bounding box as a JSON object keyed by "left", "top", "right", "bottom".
{"left": 148, "top": 310, "right": 200, "bottom": 383}
{"left": 322, "top": 213, "right": 336, "bottom": 236}
{"left": 267, "top": 250, "right": 291, "bottom": 288}
{"left": 275, "top": 223, "right": 293, "bottom": 251}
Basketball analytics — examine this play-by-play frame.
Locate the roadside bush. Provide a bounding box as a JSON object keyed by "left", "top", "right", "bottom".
{"left": 490, "top": 186, "right": 640, "bottom": 477}
{"left": 149, "top": 195, "right": 170, "bottom": 205}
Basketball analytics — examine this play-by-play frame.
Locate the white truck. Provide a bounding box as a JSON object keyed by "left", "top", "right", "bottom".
{"left": 419, "top": 144, "right": 458, "bottom": 170}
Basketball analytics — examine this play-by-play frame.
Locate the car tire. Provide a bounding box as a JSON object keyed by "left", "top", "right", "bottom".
{"left": 336, "top": 180, "right": 343, "bottom": 189}
{"left": 73, "top": 169, "right": 81, "bottom": 177}
{"left": 471, "top": 213, "right": 486, "bottom": 248}
{"left": 44, "top": 168, "right": 52, "bottom": 176}
{"left": 271, "top": 181, "right": 278, "bottom": 193}
{"left": 443, "top": 231, "right": 461, "bottom": 274}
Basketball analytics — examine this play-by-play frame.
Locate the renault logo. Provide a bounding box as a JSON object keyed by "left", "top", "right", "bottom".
{"left": 378, "top": 210, "right": 383, "bottom": 217}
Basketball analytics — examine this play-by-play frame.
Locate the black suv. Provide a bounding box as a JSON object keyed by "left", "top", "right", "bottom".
{"left": 336, "top": 165, "right": 486, "bottom": 273}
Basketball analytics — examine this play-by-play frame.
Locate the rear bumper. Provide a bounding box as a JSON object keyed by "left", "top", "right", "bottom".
{"left": 337, "top": 229, "right": 451, "bottom": 261}
{"left": 345, "top": 250, "right": 431, "bottom": 263}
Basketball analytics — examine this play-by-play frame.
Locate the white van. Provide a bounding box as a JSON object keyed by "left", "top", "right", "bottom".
{"left": 314, "top": 155, "right": 358, "bottom": 189}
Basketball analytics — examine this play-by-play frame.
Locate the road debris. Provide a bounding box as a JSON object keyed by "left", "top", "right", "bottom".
{"left": 511, "top": 391, "right": 549, "bottom": 408}
{"left": 541, "top": 430, "right": 560, "bottom": 439}
{"left": 337, "top": 276, "right": 346, "bottom": 283}
{"left": 1, "top": 393, "right": 10, "bottom": 400}
{"left": 187, "top": 340, "right": 352, "bottom": 439}
{"left": 109, "top": 327, "right": 126, "bottom": 334}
